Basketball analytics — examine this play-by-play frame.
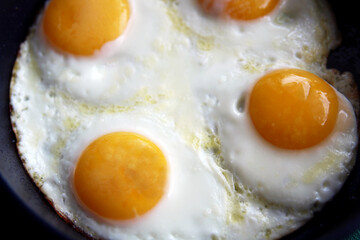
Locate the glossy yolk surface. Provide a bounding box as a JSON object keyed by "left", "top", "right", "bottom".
{"left": 42, "top": 0, "right": 130, "bottom": 56}
{"left": 73, "top": 132, "right": 168, "bottom": 220}
{"left": 225, "top": 0, "right": 279, "bottom": 20}
{"left": 249, "top": 69, "right": 339, "bottom": 150}
{"left": 198, "top": 0, "right": 279, "bottom": 20}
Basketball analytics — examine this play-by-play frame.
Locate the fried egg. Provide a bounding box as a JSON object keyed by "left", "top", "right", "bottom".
{"left": 209, "top": 68, "right": 357, "bottom": 208}
{"left": 10, "top": 0, "right": 358, "bottom": 239}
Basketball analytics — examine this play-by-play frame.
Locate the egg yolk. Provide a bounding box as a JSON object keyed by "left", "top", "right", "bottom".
{"left": 249, "top": 69, "right": 339, "bottom": 150}
{"left": 42, "top": 0, "right": 130, "bottom": 56}
{"left": 73, "top": 132, "right": 168, "bottom": 220}
{"left": 198, "top": 0, "right": 279, "bottom": 20}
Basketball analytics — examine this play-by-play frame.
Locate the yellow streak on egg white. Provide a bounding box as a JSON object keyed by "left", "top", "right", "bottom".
{"left": 45, "top": 137, "right": 67, "bottom": 178}
{"left": 50, "top": 138, "right": 66, "bottom": 160}
{"left": 219, "top": 171, "right": 248, "bottom": 223}
{"left": 273, "top": 12, "right": 296, "bottom": 25}
{"left": 195, "top": 132, "right": 258, "bottom": 228}
{"left": 197, "top": 38, "right": 214, "bottom": 52}
{"left": 63, "top": 117, "right": 81, "bottom": 131}
{"left": 300, "top": 44, "right": 325, "bottom": 66}
{"left": 302, "top": 152, "right": 343, "bottom": 184}
{"left": 265, "top": 224, "right": 288, "bottom": 240}
{"left": 138, "top": 55, "right": 159, "bottom": 68}
{"left": 187, "top": 129, "right": 256, "bottom": 225}
{"left": 221, "top": 166, "right": 313, "bottom": 234}
{"left": 211, "top": 235, "right": 225, "bottom": 240}
{"left": 189, "top": 129, "right": 264, "bottom": 226}
{"left": 228, "top": 200, "right": 246, "bottom": 223}
{"left": 32, "top": 172, "right": 45, "bottom": 187}
{"left": 58, "top": 87, "right": 161, "bottom": 115}
{"left": 162, "top": 0, "right": 215, "bottom": 51}
{"left": 129, "top": 87, "right": 159, "bottom": 105}
{"left": 153, "top": 39, "right": 172, "bottom": 53}
{"left": 265, "top": 229, "right": 273, "bottom": 240}
{"left": 187, "top": 129, "right": 220, "bottom": 150}
{"left": 26, "top": 37, "right": 42, "bottom": 79}
{"left": 241, "top": 59, "right": 275, "bottom": 74}
{"left": 203, "top": 130, "right": 222, "bottom": 154}
{"left": 46, "top": 118, "right": 80, "bottom": 174}
{"left": 187, "top": 129, "right": 253, "bottom": 228}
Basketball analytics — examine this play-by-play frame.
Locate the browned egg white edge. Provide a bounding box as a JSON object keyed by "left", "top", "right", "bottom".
{"left": 9, "top": 46, "right": 97, "bottom": 240}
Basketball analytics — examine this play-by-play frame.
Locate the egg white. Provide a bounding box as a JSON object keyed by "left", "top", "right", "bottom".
{"left": 30, "top": 0, "right": 180, "bottom": 105}
{"left": 58, "top": 115, "right": 230, "bottom": 239}
{"left": 213, "top": 80, "right": 357, "bottom": 209}
{"left": 10, "top": 0, "right": 359, "bottom": 239}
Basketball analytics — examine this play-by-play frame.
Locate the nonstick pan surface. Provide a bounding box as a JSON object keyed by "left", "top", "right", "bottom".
{"left": 1, "top": 1, "right": 359, "bottom": 239}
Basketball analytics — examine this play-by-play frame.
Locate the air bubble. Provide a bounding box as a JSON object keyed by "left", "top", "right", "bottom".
{"left": 322, "top": 180, "right": 330, "bottom": 188}
{"left": 236, "top": 94, "right": 247, "bottom": 113}
{"left": 48, "top": 91, "right": 56, "bottom": 98}
{"left": 268, "top": 56, "right": 276, "bottom": 62}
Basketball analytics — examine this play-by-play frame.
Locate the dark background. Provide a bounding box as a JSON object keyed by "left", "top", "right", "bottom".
{"left": 1, "top": 0, "right": 360, "bottom": 239}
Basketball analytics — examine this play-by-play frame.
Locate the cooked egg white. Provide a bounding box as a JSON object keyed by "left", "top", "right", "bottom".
{"left": 210, "top": 76, "right": 357, "bottom": 209}
{"left": 11, "top": 41, "right": 230, "bottom": 239}
{"left": 10, "top": 0, "right": 358, "bottom": 239}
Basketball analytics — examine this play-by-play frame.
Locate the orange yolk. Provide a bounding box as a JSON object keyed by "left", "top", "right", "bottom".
{"left": 42, "top": 0, "right": 130, "bottom": 56}
{"left": 73, "top": 132, "right": 168, "bottom": 220}
{"left": 249, "top": 69, "right": 339, "bottom": 150}
{"left": 198, "top": 0, "right": 279, "bottom": 20}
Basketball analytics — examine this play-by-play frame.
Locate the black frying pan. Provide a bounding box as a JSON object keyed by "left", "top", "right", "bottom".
{"left": 1, "top": 1, "right": 359, "bottom": 239}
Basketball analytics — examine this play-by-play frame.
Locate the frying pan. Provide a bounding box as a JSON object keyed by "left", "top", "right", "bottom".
{"left": 0, "top": 0, "right": 359, "bottom": 239}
